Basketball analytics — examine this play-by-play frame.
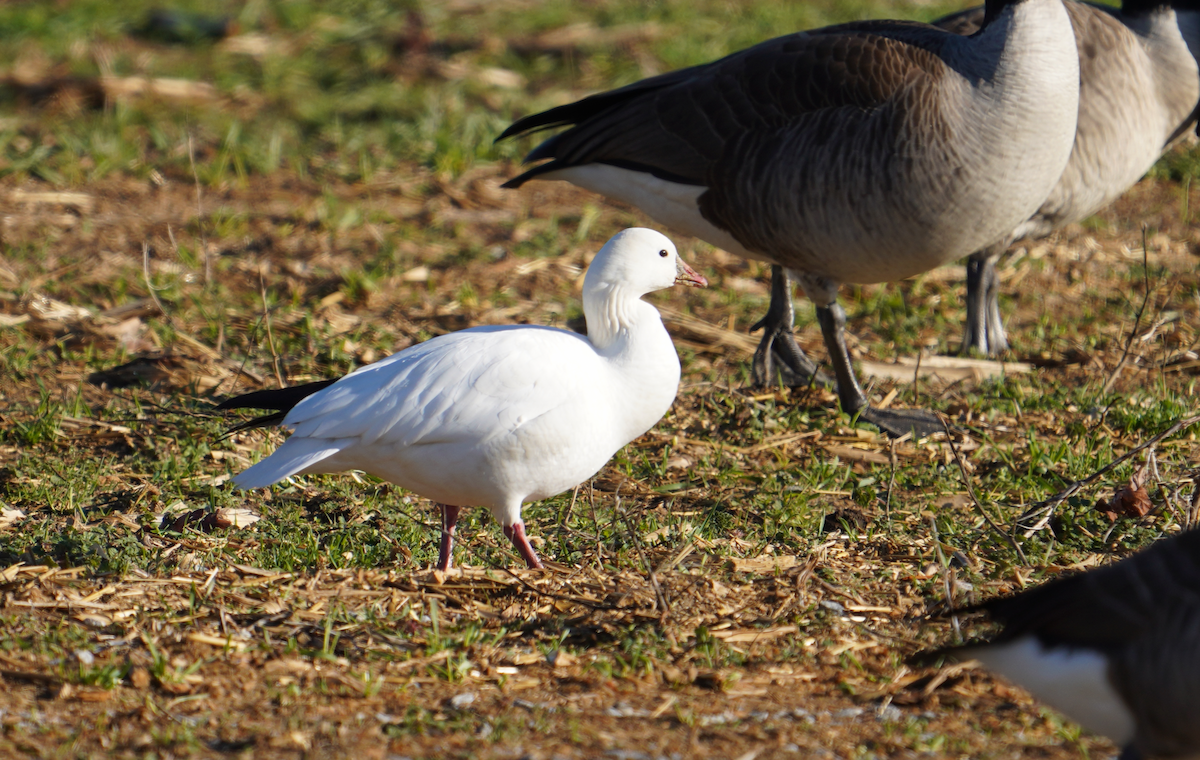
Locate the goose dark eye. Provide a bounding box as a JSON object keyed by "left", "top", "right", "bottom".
{"left": 658, "top": 249, "right": 669, "bottom": 258}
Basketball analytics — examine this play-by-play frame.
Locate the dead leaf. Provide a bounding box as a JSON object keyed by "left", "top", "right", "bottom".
{"left": 728, "top": 555, "right": 797, "bottom": 574}
{"left": 163, "top": 507, "right": 259, "bottom": 533}
{"left": 0, "top": 507, "right": 27, "bottom": 529}
{"left": 1096, "top": 471, "right": 1153, "bottom": 521}
{"left": 215, "top": 508, "right": 261, "bottom": 529}
{"left": 822, "top": 445, "right": 890, "bottom": 465}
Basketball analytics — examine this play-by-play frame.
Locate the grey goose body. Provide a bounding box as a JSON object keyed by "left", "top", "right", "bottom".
{"left": 936, "top": 0, "right": 1200, "bottom": 355}
{"left": 499, "top": 0, "right": 1080, "bottom": 436}
{"left": 932, "top": 529, "right": 1200, "bottom": 759}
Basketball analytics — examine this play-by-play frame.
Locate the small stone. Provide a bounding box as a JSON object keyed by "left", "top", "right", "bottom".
{"left": 877, "top": 704, "right": 903, "bottom": 722}
{"left": 819, "top": 600, "right": 846, "bottom": 615}
{"left": 449, "top": 692, "right": 476, "bottom": 710}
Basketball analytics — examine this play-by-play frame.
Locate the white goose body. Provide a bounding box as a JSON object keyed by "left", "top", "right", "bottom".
{"left": 251, "top": 323, "right": 675, "bottom": 509}
{"left": 224, "top": 228, "right": 707, "bottom": 569}
{"left": 500, "top": 0, "right": 1080, "bottom": 435}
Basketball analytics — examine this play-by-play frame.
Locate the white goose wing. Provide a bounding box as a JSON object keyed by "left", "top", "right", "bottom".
{"left": 283, "top": 324, "right": 601, "bottom": 448}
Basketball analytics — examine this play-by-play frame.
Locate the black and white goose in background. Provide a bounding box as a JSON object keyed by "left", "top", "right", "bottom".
{"left": 934, "top": 0, "right": 1200, "bottom": 356}
{"left": 217, "top": 228, "right": 707, "bottom": 571}
{"left": 929, "top": 529, "right": 1200, "bottom": 760}
{"left": 498, "top": 0, "right": 1081, "bottom": 437}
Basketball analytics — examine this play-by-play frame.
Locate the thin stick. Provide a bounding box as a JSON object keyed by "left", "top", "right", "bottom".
{"left": 1189, "top": 471, "right": 1200, "bottom": 530}
{"left": 940, "top": 415, "right": 1027, "bottom": 564}
{"left": 187, "top": 133, "right": 211, "bottom": 288}
{"left": 142, "top": 243, "right": 171, "bottom": 326}
{"left": 617, "top": 495, "right": 670, "bottom": 618}
{"left": 501, "top": 569, "right": 614, "bottom": 611}
{"left": 884, "top": 438, "right": 897, "bottom": 527}
{"left": 1100, "top": 228, "right": 1153, "bottom": 398}
{"left": 1018, "top": 413, "right": 1200, "bottom": 534}
{"left": 588, "top": 480, "right": 603, "bottom": 568}
{"left": 258, "top": 271, "right": 285, "bottom": 387}
{"left": 911, "top": 350, "right": 923, "bottom": 406}
{"left": 929, "top": 516, "right": 961, "bottom": 642}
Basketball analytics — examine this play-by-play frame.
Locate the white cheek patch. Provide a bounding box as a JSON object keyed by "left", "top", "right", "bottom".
{"left": 973, "top": 636, "right": 1135, "bottom": 746}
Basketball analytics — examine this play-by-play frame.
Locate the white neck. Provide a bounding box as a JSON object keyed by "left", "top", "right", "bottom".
{"left": 580, "top": 282, "right": 682, "bottom": 447}
{"left": 584, "top": 283, "right": 657, "bottom": 352}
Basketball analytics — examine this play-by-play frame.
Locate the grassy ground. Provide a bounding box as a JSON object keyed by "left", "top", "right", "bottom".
{"left": 2, "top": 0, "right": 1199, "bottom": 758}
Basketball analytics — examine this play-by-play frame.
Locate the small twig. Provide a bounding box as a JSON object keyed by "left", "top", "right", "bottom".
{"left": 187, "top": 133, "right": 211, "bottom": 288}
{"left": 562, "top": 485, "right": 580, "bottom": 527}
{"left": 1099, "top": 229, "right": 1153, "bottom": 399}
{"left": 929, "top": 516, "right": 960, "bottom": 642}
{"left": 1187, "top": 469, "right": 1200, "bottom": 531}
{"left": 588, "top": 480, "right": 603, "bottom": 567}
{"left": 884, "top": 439, "right": 897, "bottom": 527}
{"left": 617, "top": 495, "right": 670, "bottom": 618}
{"left": 940, "top": 415, "right": 1027, "bottom": 564}
{"left": 501, "top": 569, "right": 614, "bottom": 611}
{"left": 258, "top": 271, "right": 285, "bottom": 387}
{"left": 1018, "top": 413, "right": 1200, "bottom": 534}
{"left": 911, "top": 350, "right": 923, "bottom": 406}
{"left": 142, "top": 243, "right": 171, "bottom": 327}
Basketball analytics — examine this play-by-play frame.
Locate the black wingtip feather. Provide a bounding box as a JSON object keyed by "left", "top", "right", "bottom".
{"left": 220, "top": 411, "right": 288, "bottom": 437}
{"left": 215, "top": 379, "right": 338, "bottom": 413}
{"left": 501, "top": 161, "right": 566, "bottom": 189}
{"left": 216, "top": 378, "right": 339, "bottom": 438}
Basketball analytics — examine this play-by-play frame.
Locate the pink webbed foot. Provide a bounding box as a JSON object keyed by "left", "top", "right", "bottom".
{"left": 503, "top": 522, "right": 544, "bottom": 569}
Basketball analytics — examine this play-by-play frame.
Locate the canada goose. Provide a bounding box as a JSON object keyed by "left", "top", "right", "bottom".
{"left": 931, "top": 529, "right": 1200, "bottom": 760}
{"left": 218, "top": 229, "right": 706, "bottom": 570}
{"left": 934, "top": 0, "right": 1200, "bottom": 356}
{"left": 498, "top": 0, "right": 1080, "bottom": 437}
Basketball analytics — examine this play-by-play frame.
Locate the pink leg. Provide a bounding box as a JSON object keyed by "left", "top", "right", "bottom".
{"left": 436, "top": 505, "right": 461, "bottom": 571}
{"left": 503, "top": 522, "right": 544, "bottom": 569}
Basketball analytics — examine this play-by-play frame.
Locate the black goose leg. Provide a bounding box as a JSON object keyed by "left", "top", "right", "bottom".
{"left": 962, "top": 253, "right": 991, "bottom": 355}
{"left": 815, "top": 302, "right": 943, "bottom": 438}
{"left": 982, "top": 257, "right": 1009, "bottom": 354}
{"left": 750, "top": 265, "right": 832, "bottom": 388}
{"left": 961, "top": 243, "right": 1008, "bottom": 356}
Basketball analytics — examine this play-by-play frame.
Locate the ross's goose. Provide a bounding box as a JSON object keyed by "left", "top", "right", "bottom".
{"left": 497, "top": 0, "right": 1081, "bottom": 437}
{"left": 218, "top": 228, "right": 707, "bottom": 570}
{"left": 934, "top": 0, "right": 1200, "bottom": 356}
{"left": 928, "top": 529, "right": 1200, "bottom": 759}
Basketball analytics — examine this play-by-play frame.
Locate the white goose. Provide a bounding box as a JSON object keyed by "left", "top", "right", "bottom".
{"left": 935, "top": 0, "right": 1200, "bottom": 355}
{"left": 932, "top": 529, "right": 1200, "bottom": 760}
{"left": 218, "top": 228, "right": 707, "bottom": 570}
{"left": 498, "top": 0, "right": 1080, "bottom": 436}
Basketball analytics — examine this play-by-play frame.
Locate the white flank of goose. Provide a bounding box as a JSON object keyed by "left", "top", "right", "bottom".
{"left": 935, "top": 0, "right": 1200, "bottom": 356}
{"left": 931, "top": 529, "right": 1200, "bottom": 759}
{"left": 218, "top": 228, "right": 707, "bottom": 570}
{"left": 498, "top": 0, "right": 1080, "bottom": 437}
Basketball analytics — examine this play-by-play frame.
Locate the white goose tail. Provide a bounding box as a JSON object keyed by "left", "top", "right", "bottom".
{"left": 231, "top": 437, "right": 343, "bottom": 490}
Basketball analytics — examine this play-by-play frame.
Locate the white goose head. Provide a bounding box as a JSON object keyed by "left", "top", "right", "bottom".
{"left": 581, "top": 228, "right": 707, "bottom": 350}
{"left": 583, "top": 227, "right": 707, "bottom": 297}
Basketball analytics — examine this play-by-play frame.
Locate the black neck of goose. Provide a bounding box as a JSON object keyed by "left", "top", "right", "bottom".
{"left": 983, "top": 0, "right": 1028, "bottom": 27}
